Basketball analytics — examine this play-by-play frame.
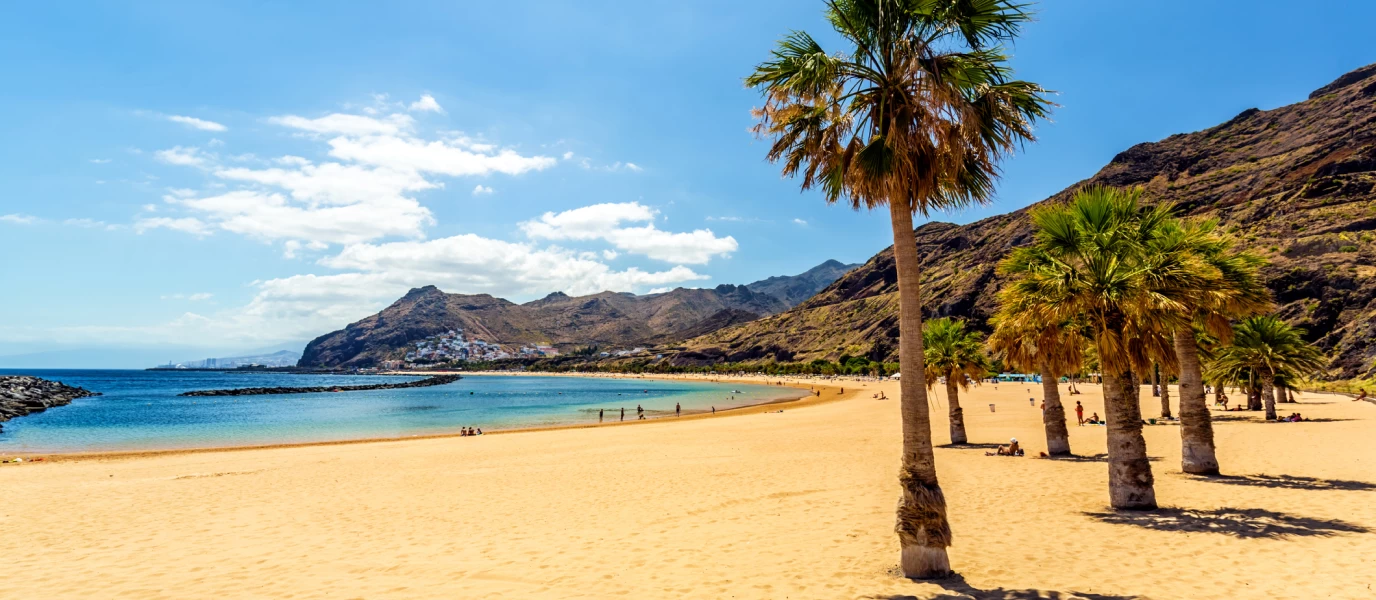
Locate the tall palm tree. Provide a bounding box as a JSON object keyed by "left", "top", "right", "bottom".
{"left": 1207, "top": 316, "right": 1326, "bottom": 420}
{"left": 1167, "top": 220, "right": 1270, "bottom": 474}
{"left": 746, "top": 0, "right": 1051, "bottom": 577}
{"left": 923, "top": 317, "right": 990, "bottom": 444}
{"left": 987, "top": 311, "right": 1086, "bottom": 455}
{"left": 999, "top": 186, "right": 1203, "bottom": 509}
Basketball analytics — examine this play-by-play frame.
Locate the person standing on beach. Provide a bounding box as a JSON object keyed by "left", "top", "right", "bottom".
{"left": 1075, "top": 401, "right": 1084, "bottom": 426}
{"left": 711, "top": 406, "right": 715, "bottom": 414}
{"left": 599, "top": 408, "right": 604, "bottom": 423}
{"left": 620, "top": 407, "right": 625, "bottom": 421}
{"left": 676, "top": 402, "right": 681, "bottom": 417}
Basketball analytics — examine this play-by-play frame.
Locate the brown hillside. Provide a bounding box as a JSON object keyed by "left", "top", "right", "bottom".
{"left": 673, "top": 63, "right": 1376, "bottom": 378}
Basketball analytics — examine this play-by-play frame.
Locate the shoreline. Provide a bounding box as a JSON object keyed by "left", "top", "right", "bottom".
{"left": 8, "top": 372, "right": 862, "bottom": 463}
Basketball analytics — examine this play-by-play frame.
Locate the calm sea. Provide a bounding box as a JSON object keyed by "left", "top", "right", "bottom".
{"left": 0, "top": 370, "right": 804, "bottom": 453}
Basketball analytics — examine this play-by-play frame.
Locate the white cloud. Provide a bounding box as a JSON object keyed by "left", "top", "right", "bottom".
{"left": 63, "top": 218, "right": 121, "bottom": 231}
{"left": 792, "top": 218, "right": 808, "bottom": 226}
{"left": 325, "top": 135, "right": 556, "bottom": 177}
{"left": 275, "top": 155, "right": 311, "bottom": 167}
{"left": 521, "top": 202, "right": 737, "bottom": 264}
{"left": 472, "top": 185, "right": 494, "bottom": 196}
{"left": 161, "top": 292, "right": 213, "bottom": 301}
{"left": 1, "top": 214, "right": 39, "bottom": 225}
{"left": 89, "top": 158, "right": 111, "bottom": 164}
{"left": 562, "top": 151, "right": 575, "bottom": 160}
{"left": 602, "top": 249, "right": 619, "bottom": 260}
{"left": 155, "top": 146, "right": 209, "bottom": 167}
{"left": 167, "top": 115, "right": 228, "bottom": 132}
{"left": 577, "top": 158, "right": 643, "bottom": 173}
{"left": 171, "top": 189, "right": 432, "bottom": 245}
{"left": 207, "top": 138, "right": 226, "bottom": 147}
{"left": 408, "top": 94, "right": 444, "bottom": 113}
{"left": 141, "top": 204, "right": 158, "bottom": 212}
{"left": 268, "top": 113, "right": 414, "bottom": 136}
{"left": 134, "top": 217, "right": 212, "bottom": 237}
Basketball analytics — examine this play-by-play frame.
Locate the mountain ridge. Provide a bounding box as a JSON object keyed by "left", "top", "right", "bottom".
{"left": 297, "top": 260, "right": 860, "bottom": 368}
{"left": 664, "top": 63, "right": 1376, "bottom": 379}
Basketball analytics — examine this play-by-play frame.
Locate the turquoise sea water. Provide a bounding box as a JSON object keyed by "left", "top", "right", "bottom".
{"left": 0, "top": 370, "right": 805, "bottom": 453}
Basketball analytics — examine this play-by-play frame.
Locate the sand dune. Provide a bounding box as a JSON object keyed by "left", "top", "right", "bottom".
{"left": 1, "top": 377, "right": 1372, "bottom": 599}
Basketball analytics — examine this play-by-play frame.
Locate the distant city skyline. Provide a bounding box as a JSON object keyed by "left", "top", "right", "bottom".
{"left": 3, "top": 0, "right": 1374, "bottom": 364}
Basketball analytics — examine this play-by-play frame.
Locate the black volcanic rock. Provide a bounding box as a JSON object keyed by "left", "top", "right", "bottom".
{"left": 675, "top": 63, "right": 1376, "bottom": 379}
{"left": 0, "top": 376, "right": 99, "bottom": 428}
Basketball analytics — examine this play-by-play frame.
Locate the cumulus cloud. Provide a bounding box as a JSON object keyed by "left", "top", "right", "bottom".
{"left": 167, "top": 115, "right": 228, "bottom": 132}
{"left": 792, "top": 218, "right": 808, "bottom": 225}
{"left": 521, "top": 202, "right": 737, "bottom": 264}
{"left": 155, "top": 146, "right": 209, "bottom": 167}
{"left": 64, "top": 218, "right": 122, "bottom": 231}
{"left": 408, "top": 94, "right": 444, "bottom": 113}
{"left": 267, "top": 113, "right": 414, "bottom": 136}
{"left": 1, "top": 214, "right": 39, "bottom": 225}
{"left": 134, "top": 217, "right": 212, "bottom": 237}
{"left": 472, "top": 185, "right": 494, "bottom": 196}
{"left": 150, "top": 106, "right": 556, "bottom": 249}
{"left": 161, "top": 292, "right": 213, "bottom": 301}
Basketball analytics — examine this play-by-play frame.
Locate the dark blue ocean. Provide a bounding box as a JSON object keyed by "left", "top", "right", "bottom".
{"left": 0, "top": 370, "right": 803, "bottom": 453}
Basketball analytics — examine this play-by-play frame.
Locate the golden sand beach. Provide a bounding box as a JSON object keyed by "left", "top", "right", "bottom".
{"left": 1, "top": 376, "right": 1372, "bottom": 599}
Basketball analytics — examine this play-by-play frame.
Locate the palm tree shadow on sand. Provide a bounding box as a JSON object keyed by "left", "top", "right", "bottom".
{"left": 1039, "top": 453, "right": 1162, "bottom": 463}
{"left": 1083, "top": 507, "right": 1368, "bottom": 539}
{"left": 936, "top": 442, "right": 1005, "bottom": 450}
{"left": 869, "top": 574, "right": 1142, "bottom": 599}
{"left": 1188, "top": 473, "right": 1376, "bottom": 491}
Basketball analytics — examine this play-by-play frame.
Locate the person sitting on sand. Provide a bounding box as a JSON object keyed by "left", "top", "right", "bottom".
{"left": 475, "top": 427, "right": 483, "bottom": 435}
{"left": 460, "top": 427, "right": 469, "bottom": 436}
{"left": 1356, "top": 389, "right": 1368, "bottom": 402}
{"left": 994, "top": 438, "right": 1022, "bottom": 456}
{"left": 1087, "top": 412, "right": 1102, "bottom": 425}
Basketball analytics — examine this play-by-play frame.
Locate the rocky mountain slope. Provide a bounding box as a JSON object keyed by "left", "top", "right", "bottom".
{"left": 298, "top": 260, "right": 859, "bottom": 368}
{"left": 743, "top": 259, "right": 861, "bottom": 307}
{"left": 669, "top": 63, "right": 1376, "bottom": 379}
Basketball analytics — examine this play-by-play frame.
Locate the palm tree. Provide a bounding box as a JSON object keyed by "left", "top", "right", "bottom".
{"left": 1207, "top": 316, "right": 1326, "bottom": 420}
{"left": 987, "top": 311, "right": 1086, "bottom": 455}
{"left": 1167, "top": 220, "right": 1270, "bottom": 474}
{"left": 746, "top": 0, "right": 1051, "bottom": 578}
{"left": 923, "top": 317, "right": 990, "bottom": 444}
{"left": 999, "top": 186, "right": 1204, "bottom": 509}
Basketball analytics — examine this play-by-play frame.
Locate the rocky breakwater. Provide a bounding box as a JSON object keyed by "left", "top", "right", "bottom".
{"left": 179, "top": 374, "right": 461, "bottom": 397}
{"left": 0, "top": 376, "right": 100, "bottom": 431}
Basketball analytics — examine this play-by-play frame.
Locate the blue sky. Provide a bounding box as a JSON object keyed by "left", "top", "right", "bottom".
{"left": 2, "top": 0, "right": 1373, "bottom": 364}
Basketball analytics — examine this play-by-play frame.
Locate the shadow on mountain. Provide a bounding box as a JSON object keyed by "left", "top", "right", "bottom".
{"left": 1190, "top": 473, "right": 1376, "bottom": 492}
{"left": 869, "top": 574, "right": 1142, "bottom": 599}
{"left": 1083, "top": 507, "right": 1368, "bottom": 539}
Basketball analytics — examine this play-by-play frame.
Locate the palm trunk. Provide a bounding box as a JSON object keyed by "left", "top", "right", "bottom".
{"left": 1040, "top": 362, "right": 1070, "bottom": 455}
{"left": 887, "top": 200, "right": 950, "bottom": 578}
{"left": 1152, "top": 365, "right": 1161, "bottom": 397}
{"left": 1263, "top": 376, "right": 1278, "bottom": 420}
{"left": 1173, "top": 327, "right": 1218, "bottom": 475}
{"left": 1288, "top": 387, "right": 1296, "bottom": 403}
{"left": 1102, "top": 369, "right": 1157, "bottom": 509}
{"left": 946, "top": 376, "right": 966, "bottom": 444}
{"left": 1160, "top": 374, "right": 1172, "bottom": 418}
{"left": 1247, "top": 372, "right": 1263, "bottom": 411}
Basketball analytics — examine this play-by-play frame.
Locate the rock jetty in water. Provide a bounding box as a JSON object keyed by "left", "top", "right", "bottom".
{"left": 179, "top": 374, "right": 461, "bottom": 397}
{"left": 0, "top": 376, "right": 100, "bottom": 430}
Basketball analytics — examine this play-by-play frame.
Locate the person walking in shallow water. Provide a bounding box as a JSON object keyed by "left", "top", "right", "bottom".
{"left": 676, "top": 402, "right": 681, "bottom": 417}
{"left": 637, "top": 404, "right": 645, "bottom": 420}
{"left": 620, "top": 407, "right": 625, "bottom": 422}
